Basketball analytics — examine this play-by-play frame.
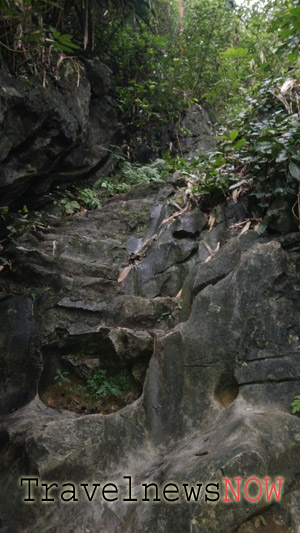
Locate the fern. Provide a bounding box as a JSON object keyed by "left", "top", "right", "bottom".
{"left": 291, "top": 396, "right": 300, "bottom": 414}
{"left": 87, "top": 370, "right": 131, "bottom": 399}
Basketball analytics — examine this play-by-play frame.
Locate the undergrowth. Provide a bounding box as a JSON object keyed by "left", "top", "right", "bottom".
{"left": 54, "top": 367, "right": 132, "bottom": 400}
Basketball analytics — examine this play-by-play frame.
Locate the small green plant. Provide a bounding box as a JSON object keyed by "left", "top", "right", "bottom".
{"left": 0, "top": 206, "right": 9, "bottom": 220}
{"left": 57, "top": 196, "right": 81, "bottom": 216}
{"left": 95, "top": 159, "right": 169, "bottom": 198}
{"left": 87, "top": 369, "right": 131, "bottom": 399}
{"left": 76, "top": 384, "right": 91, "bottom": 398}
{"left": 75, "top": 187, "right": 102, "bottom": 210}
{"left": 291, "top": 396, "right": 300, "bottom": 414}
{"left": 51, "top": 187, "right": 101, "bottom": 216}
{"left": 157, "top": 311, "right": 174, "bottom": 325}
{"left": 256, "top": 515, "right": 267, "bottom": 527}
{"left": 54, "top": 369, "right": 71, "bottom": 386}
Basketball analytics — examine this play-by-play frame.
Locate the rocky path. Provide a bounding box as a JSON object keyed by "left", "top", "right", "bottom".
{"left": 1, "top": 179, "right": 300, "bottom": 532}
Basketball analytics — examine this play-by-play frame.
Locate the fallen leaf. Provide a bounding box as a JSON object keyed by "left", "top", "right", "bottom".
{"left": 239, "top": 220, "right": 251, "bottom": 236}
{"left": 204, "top": 241, "right": 220, "bottom": 262}
{"left": 208, "top": 214, "right": 216, "bottom": 232}
{"left": 203, "top": 241, "right": 214, "bottom": 255}
{"left": 162, "top": 206, "right": 189, "bottom": 225}
{"left": 281, "top": 79, "right": 298, "bottom": 95}
{"left": 118, "top": 265, "right": 133, "bottom": 283}
{"left": 175, "top": 288, "right": 182, "bottom": 299}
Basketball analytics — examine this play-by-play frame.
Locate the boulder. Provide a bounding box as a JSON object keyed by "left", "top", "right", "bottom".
{"left": 0, "top": 61, "right": 118, "bottom": 206}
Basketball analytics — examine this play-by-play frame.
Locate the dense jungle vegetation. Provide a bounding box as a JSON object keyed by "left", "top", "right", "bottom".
{"left": 0, "top": 0, "right": 299, "bottom": 234}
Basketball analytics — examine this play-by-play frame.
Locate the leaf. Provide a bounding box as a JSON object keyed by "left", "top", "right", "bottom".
{"left": 229, "top": 179, "right": 247, "bottom": 190}
{"left": 239, "top": 220, "right": 251, "bottom": 237}
{"left": 233, "top": 139, "right": 246, "bottom": 150}
{"left": 229, "top": 130, "right": 239, "bottom": 142}
{"left": 289, "top": 162, "right": 300, "bottom": 181}
{"left": 214, "top": 154, "right": 226, "bottom": 167}
{"left": 204, "top": 241, "right": 220, "bottom": 261}
{"left": 175, "top": 289, "right": 182, "bottom": 299}
{"left": 280, "top": 79, "right": 298, "bottom": 95}
{"left": 118, "top": 265, "right": 133, "bottom": 283}
{"left": 208, "top": 214, "right": 216, "bottom": 232}
{"left": 276, "top": 150, "right": 288, "bottom": 163}
{"left": 257, "top": 515, "right": 267, "bottom": 526}
{"left": 221, "top": 47, "right": 249, "bottom": 59}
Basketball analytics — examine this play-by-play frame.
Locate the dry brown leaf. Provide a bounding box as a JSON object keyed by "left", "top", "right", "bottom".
{"left": 208, "top": 214, "right": 216, "bottom": 232}
{"left": 57, "top": 54, "right": 64, "bottom": 69}
{"left": 229, "top": 219, "right": 251, "bottom": 229}
{"left": 239, "top": 220, "right": 251, "bottom": 236}
{"left": 0, "top": 265, "right": 4, "bottom": 272}
{"left": 118, "top": 265, "right": 133, "bottom": 283}
{"left": 232, "top": 188, "right": 239, "bottom": 204}
{"left": 162, "top": 206, "right": 189, "bottom": 225}
{"left": 137, "top": 233, "right": 158, "bottom": 257}
{"left": 204, "top": 241, "right": 220, "bottom": 262}
{"left": 281, "top": 79, "right": 298, "bottom": 95}
{"left": 203, "top": 241, "right": 214, "bottom": 255}
{"left": 15, "top": 246, "right": 29, "bottom": 252}
{"left": 175, "top": 288, "right": 182, "bottom": 299}
{"left": 274, "top": 91, "right": 292, "bottom": 114}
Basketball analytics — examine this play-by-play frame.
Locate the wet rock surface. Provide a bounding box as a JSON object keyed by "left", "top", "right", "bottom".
{"left": 1, "top": 180, "right": 300, "bottom": 532}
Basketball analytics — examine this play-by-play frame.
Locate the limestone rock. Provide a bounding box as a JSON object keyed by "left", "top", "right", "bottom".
{"left": 0, "top": 62, "right": 118, "bottom": 206}
{"left": 1, "top": 183, "right": 300, "bottom": 532}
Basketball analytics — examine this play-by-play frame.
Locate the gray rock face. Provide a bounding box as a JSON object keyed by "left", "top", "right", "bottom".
{"left": 0, "top": 62, "right": 118, "bottom": 205}
{"left": 0, "top": 295, "right": 36, "bottom": 415}
{"left": 1, "top": 181, "right": 300, "bottom": 532}
{"left": 161, "top": 103, "right": 216, "bottom": 158}
{"left": 177, "top": 104, "right": 216, "bottom": 157}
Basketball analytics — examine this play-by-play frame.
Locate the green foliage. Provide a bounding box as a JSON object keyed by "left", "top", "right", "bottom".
{"left": 119, "top": 159, "right": 168, "bottom": 185}
{"left": 87, "top": 369, "right": 131, "bottom": 399}
{"left": 5, "top": 205, "right": 50, "bottom": 238}
{"left": 204, "top": 0, "right": 300, "bottom": 112}
{"left": 52, "top": 186, "right": 101, "bottom": 215}
{"left": 0, "top": 185, "right": 102, "bottom": 242}
{"left": 54, "top": 368, "right": 70, "bottom": 386}
{"left": 102, "top": 0, "right": 240, "bottom": 139}
{"left": 167, "top": 151, "right": 230, "bottom": 199}
{"left": 160, "top": 69, "right": 299, "bottom": 235}
{"left": 218, "top": 77, "right": 300, "bottom": 228}
{"left": 104, "top": 13, "right": 185, "bottom": 135}
{"left": 46, "top": 28, "right": 80, "bottom": 53}
{"left": 0, "top": 0, "right": 80, "bottom": 73}
{"left": 75, "top": 187, "right": 102, "bottom": 210}
{"left": 0, "top": 206, "right": 9, "bottom": 220}
{"left": 57, "top": 197, "right": 81, "bottom": 215}
{"left": 95, "top": 159, "right": 169, "bottom": 197}
{"left": 221, "top": 48, "right": 249, "bottom": 59}
{"left": 180, "top": 0, "right": 238, "bottom": 100}
{"left": 0, "top": 0, "right": 151, "bottom": 74}
{"left": 291, "top": 395, "right": 300, "bottom": 414}
{"left": 1, "top": 0, "right": 300, "bottom": 241}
